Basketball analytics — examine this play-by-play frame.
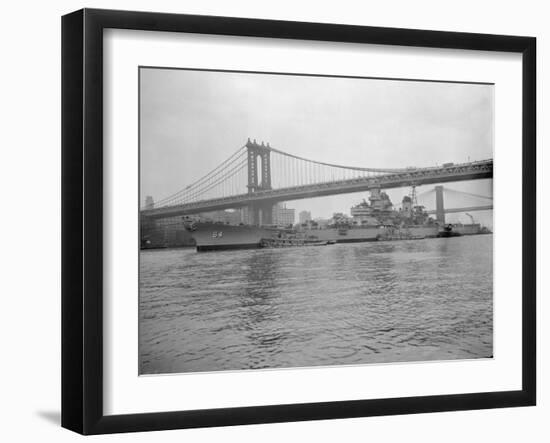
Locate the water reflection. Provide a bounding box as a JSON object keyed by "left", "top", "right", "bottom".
{"left": 139, "top": 235, "right": 493, "bottom": 374}
{"left": 239, "top": 251, "right": 286, "bottom": 368}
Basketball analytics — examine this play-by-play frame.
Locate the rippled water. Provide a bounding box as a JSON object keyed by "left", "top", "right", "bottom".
{"left": 139, "top": 235, "right": 493, "bottom": 374}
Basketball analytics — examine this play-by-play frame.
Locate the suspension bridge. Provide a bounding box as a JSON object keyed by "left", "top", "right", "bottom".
{"left": 415, "top": 186, "right": 493, "bottom": 225}
{"left": 141, "top": 139, "right": 493, "bottom": 224}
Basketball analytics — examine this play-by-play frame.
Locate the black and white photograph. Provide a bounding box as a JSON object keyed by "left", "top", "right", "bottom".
{"left": 139, "top": 67, "right": 494, "bottom": 375}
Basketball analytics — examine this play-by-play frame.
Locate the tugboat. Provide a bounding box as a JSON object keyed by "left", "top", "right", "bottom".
{"left": 260, "top": 238, "right": 330, "bottom": 248}
{"left": 438, "top": 224, "right": 463, "bottom": 238}
{"left": 260, "top": 230, "right": 331, "bottom": 248}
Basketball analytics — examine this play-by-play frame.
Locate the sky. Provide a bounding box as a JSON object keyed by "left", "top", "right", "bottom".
{"left": 140, "top": 68, "right": 494, "bottom": 227}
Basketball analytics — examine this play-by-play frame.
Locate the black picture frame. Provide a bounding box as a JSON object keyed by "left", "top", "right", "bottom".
{"left": 62, "top": 8, "right": 536, "bottom": 435}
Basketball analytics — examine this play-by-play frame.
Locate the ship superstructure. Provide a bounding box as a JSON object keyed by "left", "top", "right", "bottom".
{"left": 299, "top": 186, "right": 438, "bottom": 244}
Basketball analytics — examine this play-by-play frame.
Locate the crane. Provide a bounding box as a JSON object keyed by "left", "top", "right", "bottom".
{"left": 465, "top": 213, "right": 475, "bottom": 224}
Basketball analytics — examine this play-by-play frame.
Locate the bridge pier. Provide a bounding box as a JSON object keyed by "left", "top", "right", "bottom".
{"left": 246, "top": 139, "right": 271, "bottom": 192}
{"left": 249, "top": 202, "right": 274, "bottom": 225}
{"left": 435, "top": 185, "right": 445, "bottom": 224}
{"left": 246, "top": 139, "right": 274, "bottom": 226}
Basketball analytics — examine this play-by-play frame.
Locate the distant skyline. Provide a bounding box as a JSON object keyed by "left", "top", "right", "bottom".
{"left": 140, "top": 68, "right": 494, "bottom": 227}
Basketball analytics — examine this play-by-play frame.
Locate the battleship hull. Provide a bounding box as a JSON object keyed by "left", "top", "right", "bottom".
{"left": 187, "top": 222, "right": 440, "bottom": 251}
{"left": 302, "top": 226, "right": 382, "bottom": 243}
{"left": 303, "top": 225, "right": 439, "bottom": 243}
{"left": 398, "top": 225, "right": 440, "bottom": 238}
{"left": 187, "top": 222, "right": 275, "bottom": 251}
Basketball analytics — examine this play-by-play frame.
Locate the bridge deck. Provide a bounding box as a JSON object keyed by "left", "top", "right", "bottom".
{"left": 142, "top": 159, "right": 493, "bottom": 219}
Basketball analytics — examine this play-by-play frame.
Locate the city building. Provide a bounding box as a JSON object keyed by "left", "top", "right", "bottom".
{"left": 145, "top": 195, "right": 155, "bottom": 209}
{"left": 272, "top": 203, "right": 295, "bottom": 226}
{"left": 299, "top": 210, "right": 312, "bottom": 224}
{"left": 313, "top": 217, "right": 331, "bottom": 228}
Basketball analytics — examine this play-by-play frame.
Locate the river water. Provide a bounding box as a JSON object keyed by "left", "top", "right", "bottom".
{"left": 139, "top": 235, "right": 493, "bottom": 375}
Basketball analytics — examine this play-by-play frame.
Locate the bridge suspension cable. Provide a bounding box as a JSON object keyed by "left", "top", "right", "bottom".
{"left": 154, "top": 144, "right": 248, "bottom": 207}
{"left": 268, "top": 144, "right": 418, "bottom": 190}
{"left": 267, "top": 145, "right": 419, "bottom": 173}
{"left": 442, "top": 186, "right": 493, "bottom": 201}
{"left": 416, "top": 188, "right": 435, "bottom": 199}
{"left": 186, "top": 157, "right": 247, "bottom": 202}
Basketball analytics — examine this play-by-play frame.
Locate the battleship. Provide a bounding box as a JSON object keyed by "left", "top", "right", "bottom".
{"left": 184, "top": 188, "right": 448, "bottom": 251}
{"left": 300, "top": 188, "right": 439, "bottom": 243}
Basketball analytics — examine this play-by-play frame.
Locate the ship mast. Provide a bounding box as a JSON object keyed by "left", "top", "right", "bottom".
{"left": 409, "top": 185, "right": 418, "bottom": 207}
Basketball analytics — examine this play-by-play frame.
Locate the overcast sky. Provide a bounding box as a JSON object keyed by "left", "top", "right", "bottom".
{"left": 140, "top": 68, "right": 494, "bottom": 227}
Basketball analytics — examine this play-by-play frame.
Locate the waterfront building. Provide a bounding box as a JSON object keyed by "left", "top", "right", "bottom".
{"left": 145, "top": 195, "right": 155, "bottom": 209}
{"left": 272, "top": 203, "right": 295, "bottom": 226}
{"left": 299, "top": 210, "right": 312, "bottom": 224}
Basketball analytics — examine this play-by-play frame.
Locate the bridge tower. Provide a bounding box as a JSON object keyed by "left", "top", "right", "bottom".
{"left": 246, "top": 138, "right": 273, "bottom": 225}
{"left": 435, "top": 185, "right": 445, "bottom": 224}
